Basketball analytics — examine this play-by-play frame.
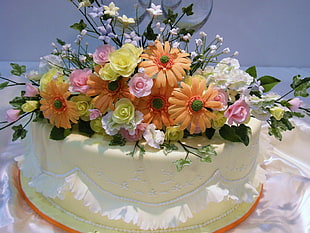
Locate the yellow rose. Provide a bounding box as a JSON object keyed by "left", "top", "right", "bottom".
{"left": 98, "top": 63, "right": 119, "bottom": 81}
{"left": 70, "top": 95, "right": 92, "bottom": 120}
{"left": 183, "top": 74, "right": 205, "bottom": 86}
{"left": 21, "top": 100, "right": 39, "bottom": 112}
{"left": 112, "top": 98, "right": 135, "bottom": 124}
{"left": 90, "top": 117, "right": 105, "bottom": 134}
{"left": 270, "top": 106, "right": 285, "bottom": 120}
{"left": 39, "top": 68, "right": 64, "bottom": 92}
{"left": 165, "top": 126, "right": 184, "bottom": 141}
{"left": 211, "top": 111, "right": 227, "bottom": 129}
{"left": 108, "top": 43, "right": 142, "bottom": 77}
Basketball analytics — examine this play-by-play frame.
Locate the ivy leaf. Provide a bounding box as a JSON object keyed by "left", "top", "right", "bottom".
{"left": 10, "top": 63, "right": 26, "bottom": 76}
{"left": 290, "top": 75, "right": 310, "bottom": 97}
{"left": 162, "top": 142, "right": 178, "bottom": 155}
{"left": 182, "top": 3, "right": 194, "bottom": 16}
{"left": 258, "top": 75, "right": 281, "bottom": 92}
{"left": 245, "top": 66, "right": 257, "bottom": 79}
{"left": 12, "top": 125, "right": 27, "bottom": 141}
{"left": 9, "top": 96, "right": 26, "bottom": 109}
{"left": 50, "top": 126, "right": 72, "bottom": 140}
{"left": 219, "top": 124, "right": 251, "bottom": 146}
{"left": 163, "top": 9, "right": 178, "bottom": 24}
{"left": 0, "top": 82, "right": 9, "bottom": 90}
{"left": 78, "top": 119, "right": 95, "bottom": 137}
{"left": 173, "top": 158, "right": 192, "bottom": 172}
{"left": 70, "top": 20, "right": 87, "bottom": 32}
{"left": 267, "top": 115, "right": 295, "bottom": 141}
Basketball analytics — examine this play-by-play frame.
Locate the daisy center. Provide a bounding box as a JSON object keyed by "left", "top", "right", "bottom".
{"left": 189, "top": 97, "right": 204, "bottom": 112}
{"left": 108, "top": 80, "right": 119, "bottom": 92}
{"left": 160, "top": 55, "right": 170, "bottom": 64}
{"left": 152, "top": 97, "right": 164, "bottom": 110}
{"left": 54, "top": 98, "right": 64, "bottom": 110}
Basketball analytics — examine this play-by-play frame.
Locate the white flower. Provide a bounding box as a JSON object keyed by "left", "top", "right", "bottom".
{"left": 182, "top": 33, "right": 191, "bottom": 41}
{"left": 216, "top": 34, "right": 223, "bottom": 42}
{"left": 39, "top": 55, "right": 63, "bottom": 74}
{"left": 62, "top": 44, "right": 71, "bottom": 51}
{"left": 79, "top": 55, "right": 87, "bottom": 63}
{"left": 155, "top": 22, "right": 161, "bottom": 28}
{"left": 233, "top": 51, "right": 239, "bottom": 56}
{"left": 210, "top": 45, "right": 217, "bottom": 50}
{"left": 78, "top": 0, "right": 91, "bottom": 9}
{"left": 222, "top": 47, "right": 230, "bottom": 54}
{"left": 143, "top": 124, "right": 165, "bottom": 149}
{"left": 170, "top": 28, "right": 179, "bottom": 35}
{"left": 191, "top": 52, "right": 198, "bottom": 59}
{"left": 199, "top": 31, "right": 207, "bottom": 37}
{"left": 124, "top": 31, "right": 141, "bottom": 46}
{"left": 103, "top": 2, "right": 119, "bottom": 16}
{"left": 118, "top": 15, "right": 135, "bottom": 25}
{"left": 195, "top": 38, "right": 202, "bottom": 46}
{"left": 146, "top": 3, "right": 162, "bottom": 16}
{"left": 172, "top": 42, "right": 180, "bottom": 48}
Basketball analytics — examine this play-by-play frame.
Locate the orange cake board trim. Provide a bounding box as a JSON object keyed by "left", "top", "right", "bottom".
{"left": 17, "top": 169, "right": 263, "bottom": 233}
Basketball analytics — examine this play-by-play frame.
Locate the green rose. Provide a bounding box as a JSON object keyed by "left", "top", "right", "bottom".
{"left": 270, "top": 106, "right": 285, "bottom": 120}
{"left": 108, "top": 43, "right": 142, "bottom": 77}
{"left": 90, "top": 117, "right": 104, "bottom": 134}
{"left": 98, "top": 63, "right": 119, "bottom": 81}
{"left": 39, "top": 68, "right": 64, "bottom": 92}
{"left": 70, "top": 95, "right": 92, "bottom": 120}
{"left": 211, "top": 111, "right": 227, "bottom": 129}
{"left": 112, "top": 98, "right": 135, "bottom": 124}
{"left": 165, "top": 126, "right": 184, "bottom": 141}
{"left": 21, "top": 100, "right": 39, "bottom": 112}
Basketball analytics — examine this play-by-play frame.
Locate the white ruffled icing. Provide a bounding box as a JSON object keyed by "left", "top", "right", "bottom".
{"left": 18, "top": 151, "right": 265, "bottom": 230}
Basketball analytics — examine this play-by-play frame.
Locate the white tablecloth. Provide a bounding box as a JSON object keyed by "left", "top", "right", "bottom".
{"left": 0, "top": 62, "right": 309, "bottom": 233}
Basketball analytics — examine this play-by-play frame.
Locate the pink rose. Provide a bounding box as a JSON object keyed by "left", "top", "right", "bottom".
{"left": 213, "top": 89, "right": 228, "bottom": 110}
{"left": 288, "top": 98, "right": 303, "bottom": 112}
{"left": 24, "top": 83, "right": 39, "bottom": 97}
{"left": 6, "top": 109, "right": 21, "bottom": 123}
{"left": 93, "top": 44, "right": 115, "bottom": 65}
{"left": 89, "top": 109, "right": 102, "bottom": 120}
{"left": 128, "top": 73, "right": 153, "bottom": 98}
{"left": 69, "top": 69, "right": 92, "bottom": 94}
{"left": 224, "top": 97, "right": 250, "bottom": 125}
{"left": 120, "top": 123, "right": 148, "bottom": 142}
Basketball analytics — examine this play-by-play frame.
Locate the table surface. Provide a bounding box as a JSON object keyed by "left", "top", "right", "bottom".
{"left": 0, "top": 62, "right": 309, "bottom": 233}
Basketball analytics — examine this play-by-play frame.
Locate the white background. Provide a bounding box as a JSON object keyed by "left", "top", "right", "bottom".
{"left": 0, "top": 0, "right": 310, "bottom": 67}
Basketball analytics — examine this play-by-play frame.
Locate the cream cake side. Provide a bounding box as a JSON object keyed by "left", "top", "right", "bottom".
{"left": 17, "top": 118, "right": 264, "bottom": 232}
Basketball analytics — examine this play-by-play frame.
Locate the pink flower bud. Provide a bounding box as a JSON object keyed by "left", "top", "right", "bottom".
{"left": 128, "top": 73, "right": 153, "bottom": 98}
{"left": 6, "top": 109, "right": 21, "bottom": 123}
{"left": 93, "top": 44, "right": 115, "bottom": 65}
{"left": 288, "top": 98, "right": 303, "bottom": 112}
{"left": 24, "top": 83, "right": 39, "bottom": 97}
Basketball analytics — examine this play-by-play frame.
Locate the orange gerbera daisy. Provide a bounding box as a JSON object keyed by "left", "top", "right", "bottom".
{"left": 135, "top": 82, "right": 174, "bottom": 129}
{"left": 86, "top": 74, "right": 132, "bottom": 114}
{"left": 168, "top": 78, "right": 223, "bottom": 134}
{"left": 40, "top": 80, "right": 79, "bottom": 129}
{"left": 139, "top": 40, "right": 191, "bottom": 88}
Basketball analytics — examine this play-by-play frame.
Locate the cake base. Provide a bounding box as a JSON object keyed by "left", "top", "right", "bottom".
{"left": 18, "top": 169, "right": 263, "bottom": 233}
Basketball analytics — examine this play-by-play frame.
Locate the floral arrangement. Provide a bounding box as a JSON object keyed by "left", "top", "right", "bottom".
{"left": 1, "top": 1, "right": 309, "bottom": 171}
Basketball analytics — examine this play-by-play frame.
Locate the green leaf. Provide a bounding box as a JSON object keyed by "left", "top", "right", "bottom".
{"left": 9, "top": 96, "right": 26, "bottom": 109}
{"left": 198, "top": 145, "right": 217, "bottom": 156}
{"left": 267, "top": 115, "right": 295, "bottom": 141}
{"left": 162, "top": 143, "right": 178, "bottom": 155}
{"left": 258, "top": 75, "right": 281, "bottom": 92}
{"left": 219, "top": 124, "right": 251, "bottom": 146}
{"left": 173, "top": 158, "right": 192, "bottom": 172}
{"left": 143, "top": 23, "right": 157, "bottom": 41}
{"left": 12, "top": 125, "right": 27, "bottom": 141}
{"left": 10, "top": 63, "right": 26, "bottom": 76}
{"left": 182, "top": 4, "right": 194, "bottom": 16}
{"left": 0, "top": 82, "right": 9, "bottom": 90}
{"left": 70, "top": 20, "right": 87, "bottom": 32}
{"left": 109, "top": 134, "right": 126, "bottom": 146}
{"left": 163, "top": 9, "right": 178, "bottom": 24}
{"left": 290, "top": 75, "right": 310, "bottom": 97}
{"left": 205, "top": 127, "right": 215, "bottom": 139}
{"left": 245, "top": 66, "right": 257, "bottom": 79}
{"left": 78, "top": 120, "right": 95, "bottom": 137}
{"left": 56, "top": 38, "right": 66, "bottom": 46}
{"left": 50, "top": 126, "right": 72, "bottom": 140}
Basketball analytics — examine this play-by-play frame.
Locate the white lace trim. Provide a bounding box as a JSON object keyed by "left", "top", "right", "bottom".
{"left": 18, "top": 150, "right": 266, "bottom": 230}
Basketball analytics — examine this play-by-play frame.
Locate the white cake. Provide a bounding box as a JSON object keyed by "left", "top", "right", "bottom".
{"left": 17, "top": 118, "right": 264, "bottom": 233}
